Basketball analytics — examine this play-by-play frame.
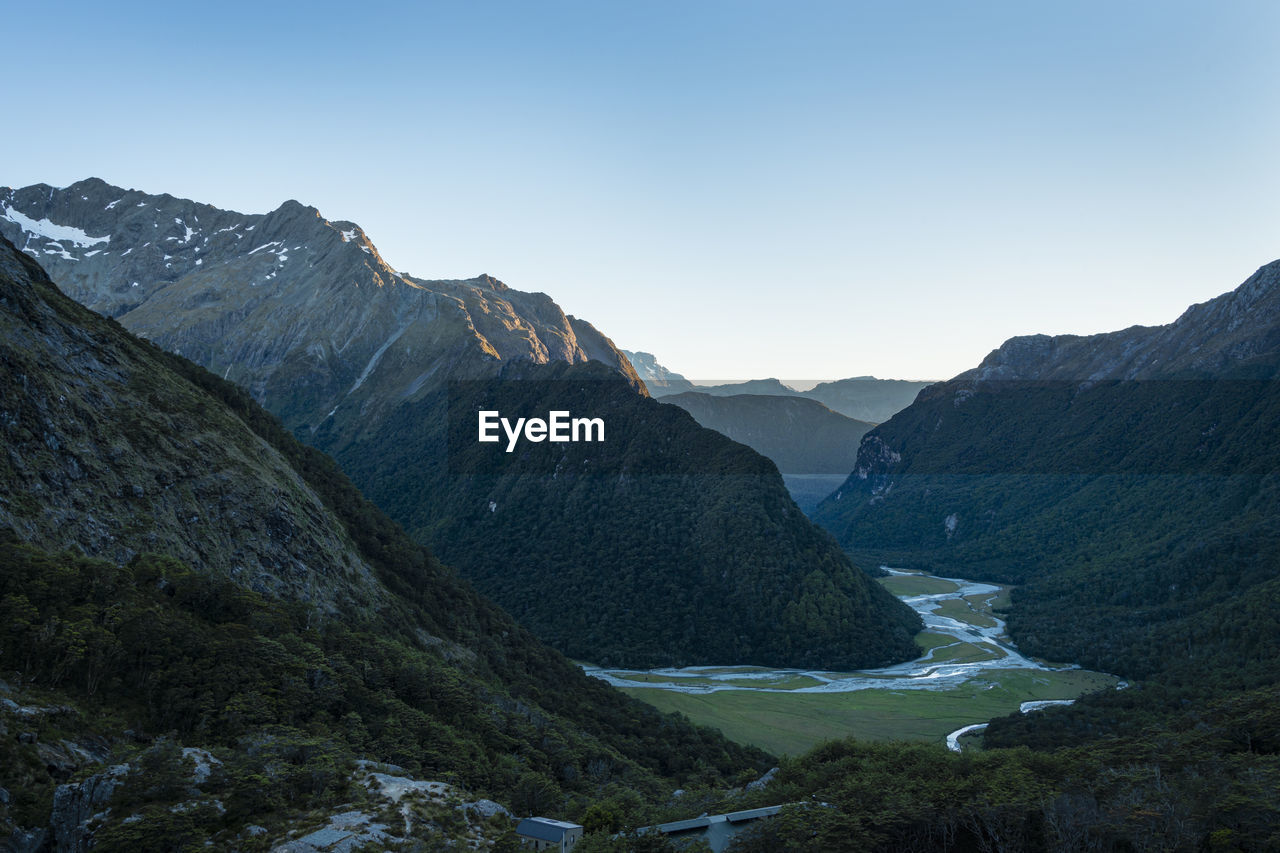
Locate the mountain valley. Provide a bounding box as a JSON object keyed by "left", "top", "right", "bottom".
{"left": 1, "top": 179, "right": 921, "bottom": 672}
{"left": 5, "top": 176, "right": 1280, "bottom": 850}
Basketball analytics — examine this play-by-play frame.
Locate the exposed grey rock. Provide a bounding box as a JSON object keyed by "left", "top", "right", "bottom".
{"left": 352, "top": 758, "right": 405, "bottom": 774}
{"left": 746, "top": 767, "right": 778, "bottom": 791}
{"left": 36, "top": 743, "right": 82, "bottom": 779}
{"left": 181, "top": 746, "right": 222, "bottom": 786}
{"left": 363, "top": 773, "right": 452, "bottom": 803}
{"left": 273, "top": 765, "right": 512, "bottom": 851}
{"left": 14, "top": 703, "right": 75, "bottom": 719}
{"left": 6, "top": 827, "right": 46, "bottom": 853}
{"left": 458, "top": 799, "right": 512, "bottom": 820}
{"left": 271, "top": 811, "right": 392, "bottom": 853}
{"left": 169, "top": 798, "right": 225, "bottom": 816}
{"left": 50, "top": 764, "right": 128, "bottom": 853}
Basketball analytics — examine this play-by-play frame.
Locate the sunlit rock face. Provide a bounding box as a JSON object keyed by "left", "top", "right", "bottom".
{"left": 1, "top": 178, "right": 641, "bottom": 437}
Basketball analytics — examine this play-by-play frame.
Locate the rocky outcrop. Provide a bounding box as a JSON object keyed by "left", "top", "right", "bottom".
{"left": 270, "top": 766, "right": 512, "bottom": 851}
{"left": 50, "top": 765, "right": 129, "bottom": 853}
{"left": 5, "top": 827, "right": 46, "bottom": 853}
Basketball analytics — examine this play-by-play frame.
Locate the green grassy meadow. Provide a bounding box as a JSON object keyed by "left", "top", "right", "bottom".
{"left": 933, "top": 598, "right": 999, "bottom": 628}
{"left": 621, "top": 669, "right": 1117, "bottom": 756}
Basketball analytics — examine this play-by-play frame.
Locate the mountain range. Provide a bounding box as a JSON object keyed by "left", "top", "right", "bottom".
{"left": 814, "top": 257, "right": 1280, "bottom": 682}
{"left": 6, "top": 173, "right": 1280, "bottom": 848}
{"left": 1, "top": 178, "right": 920, "bottom": 670}
{"left": 624, "top": 356, "right": 933, "bottom": 426}
{"left": 774, "top": 256, "right": 1280, "bottom": 849}
{"left": 619, "top": 350, "right": 694, "bottom": 394}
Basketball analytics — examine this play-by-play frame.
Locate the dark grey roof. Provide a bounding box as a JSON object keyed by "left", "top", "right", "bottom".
{"left": 517, "top": 817, "right": 580, "bottom": 842}
{"left": 656, "top": 816, "right": 713, "bottom": 833}
{"left": 727, "top": 806, "right": 783, "bottom": 823}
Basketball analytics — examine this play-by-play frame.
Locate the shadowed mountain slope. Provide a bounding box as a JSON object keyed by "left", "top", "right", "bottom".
{"left": 813, "top": 259, "right": 1280, "bottom": 682}
{"left": 0, "top": 234, "right": 772, "bottom": 845}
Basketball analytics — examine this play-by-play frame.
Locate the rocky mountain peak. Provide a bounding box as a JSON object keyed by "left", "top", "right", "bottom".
{"left": 0, "top": 178, "right": 641, "bottom": 433}
{"left": 472, "top": 273, "right": 509, "bottom": 292}
{"left": 620, "top": 350, "right": 695, "bottom": 395}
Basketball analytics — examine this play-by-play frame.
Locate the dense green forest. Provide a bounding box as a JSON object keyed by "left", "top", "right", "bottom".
{"left": 795, "top": 366, "right": 1280, "bottom": 848}
{"left": 0, "top": 537, "right": 770, "bottom": 848}
{"left": 814, "top": 378, "right": 1280, "bottom": 678}
{"left": 316, "top": 361, "right": 920, "bottom": 669}
{"left": 724, "top": 714, "right": 1280, "bottom": 852}
{"left": 566, "top": 686, "right": 1280, "bottom": 851}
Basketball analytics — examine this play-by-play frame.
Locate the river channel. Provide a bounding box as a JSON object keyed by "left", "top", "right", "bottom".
{"left": 585, "top": 568, "right": 1108, "bottom": 751}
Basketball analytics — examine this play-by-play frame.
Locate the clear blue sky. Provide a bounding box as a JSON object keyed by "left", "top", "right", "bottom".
{"left": 5, "top": 1, "right": 1278, "bottom": 380}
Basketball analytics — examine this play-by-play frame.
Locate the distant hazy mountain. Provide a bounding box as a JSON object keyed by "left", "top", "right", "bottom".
{"left": 802, "top": 377, "right": 933, "bottom": 423}
{"left": 660, "top": 392, "right": 874, "bottom": 475}
{"left": 622, "top": 354, "right": 926, "bottom": 509}
{"left": 674, "top": 378, "right": 800, "bottom": 398}
{"left": 640, "top": 362, "right": 931, "bottom": 425}
{"left": 660, "top": 391, "right": 874, "bottom": 513}
{"left": 621, "top": 349, "right": 695, "bottom": 393}
{"left": 2, "top": 179, "right": 920, "bottom": 670}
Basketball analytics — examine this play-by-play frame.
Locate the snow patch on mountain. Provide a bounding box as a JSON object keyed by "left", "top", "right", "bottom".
{"left": 2, "top": 206, "right": 110, "bottom": 247}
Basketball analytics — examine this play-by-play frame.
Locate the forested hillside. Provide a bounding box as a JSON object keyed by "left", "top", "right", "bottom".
{"left": 318, "top": 361, "right": 921, "bottom": 669}
{"left": 0, "top": 237, "right": 768, "bottom": 848}
{"left": 770, "top": 259, "right": 1280, "bottom": 850}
